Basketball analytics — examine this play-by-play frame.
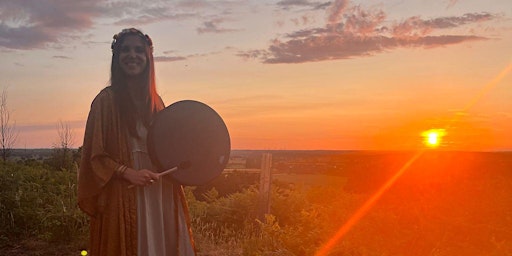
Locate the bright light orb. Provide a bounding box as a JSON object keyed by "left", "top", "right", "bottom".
{"left": 421, "top": 129, "right": 446, "bottom": 148}
{"left": 81, "top": 250, "right": 88, "bottom": 256}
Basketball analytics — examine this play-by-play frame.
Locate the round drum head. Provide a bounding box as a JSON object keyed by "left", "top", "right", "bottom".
{"left": 147, "top": 100, "right": 230, "bottom": 186}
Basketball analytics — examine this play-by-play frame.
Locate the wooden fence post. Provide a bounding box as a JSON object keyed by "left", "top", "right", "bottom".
{"left": 258, "top": 153, "right": 272, "bottom": 221}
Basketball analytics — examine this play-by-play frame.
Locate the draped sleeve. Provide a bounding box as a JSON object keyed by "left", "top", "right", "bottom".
{"left": 78, "top": 87, "right": 131, "bottom": 216}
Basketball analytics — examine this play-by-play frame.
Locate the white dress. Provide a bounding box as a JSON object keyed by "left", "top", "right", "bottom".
{"left": 130, "top": 121, "right": 195, "bottom": 256}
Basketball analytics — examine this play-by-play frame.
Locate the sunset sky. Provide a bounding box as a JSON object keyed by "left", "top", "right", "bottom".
{"left": 1, "top": 0, "right": 511, "bottom": 150}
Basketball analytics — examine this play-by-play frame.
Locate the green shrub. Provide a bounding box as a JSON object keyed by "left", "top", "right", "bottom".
{"left": 0, "top": 162, "right": 87, "bottom": 245}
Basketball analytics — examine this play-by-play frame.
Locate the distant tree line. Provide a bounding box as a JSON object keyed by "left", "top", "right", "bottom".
{"left": 0, "top": 87, "right": 80, "bottom": 172}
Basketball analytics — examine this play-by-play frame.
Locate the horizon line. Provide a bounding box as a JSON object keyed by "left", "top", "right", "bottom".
{"left": 10, "top": 148, "right": 512, "bottom": 153}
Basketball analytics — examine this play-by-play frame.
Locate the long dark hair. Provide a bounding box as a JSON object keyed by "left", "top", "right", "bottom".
{"left": 109, "top": 28, "right": 163, "bottom": 137}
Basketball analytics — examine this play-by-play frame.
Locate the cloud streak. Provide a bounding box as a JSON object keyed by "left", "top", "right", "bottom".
{"left": 196, "top": 18, "right": 240, "bottom": 34}
{"left": 239, "top": 0, "right": 497, "bottom": 64}
{"left": 154, "top": 56, "right": 187, "bottom": 62}
{"left": 154, "top": 50, "right": 223, "bottom": 62}
{"left": 0, "top": 0, "right": 200, "bottom": 50}
{"left": 0, "top": 0, "right": 244, "bottom": 50}
{"left": 17, "top": 120, "right": 85, "bottom": 132}
{"left": 99, "top": 1, "right": 197, "bottom": 25}
{"left": 276, "top": 0, "right": 331, "bottom": 11}
{"left": 0, "top": 0, "right": 103, "bottom": 49}
{"left": 53, "top": 55, "right": 72, "bottom": 59}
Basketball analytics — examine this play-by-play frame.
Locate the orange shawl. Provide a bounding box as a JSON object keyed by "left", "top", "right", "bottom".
{"left": 78, "top": 87, "right": 196, "bottom": 255}
{"left": 78, "top": 87, "right": 138, "bottom": 255}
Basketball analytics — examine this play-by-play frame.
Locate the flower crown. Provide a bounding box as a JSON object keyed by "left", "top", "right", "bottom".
{"left": 111, "top": 28, "right": 153, "bottom": 52}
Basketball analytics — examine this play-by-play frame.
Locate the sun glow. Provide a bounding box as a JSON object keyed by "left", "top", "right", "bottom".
{"left": 422, "top": 129, "right": 446, "bottom": 148}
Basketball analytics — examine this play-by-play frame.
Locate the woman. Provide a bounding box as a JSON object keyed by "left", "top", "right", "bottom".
{"left": 78, "top": 28, "right": 196, "bottom": 256}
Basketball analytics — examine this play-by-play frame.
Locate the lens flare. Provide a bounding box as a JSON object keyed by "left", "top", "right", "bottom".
{"left": 421, "top": 129, "right": 446, "bottom": 148}
{"left": 315, "top": 63, "right": 512, "bottom": 256}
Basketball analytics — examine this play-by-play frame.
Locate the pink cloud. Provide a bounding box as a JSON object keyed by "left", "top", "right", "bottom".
{"left": 341, "top": 5, "right": 386, "bottom": 36}
{"left": 327, "top": 0, "right": 350, "bottom": 25}
{"left": 239, "top": 1, "right": 497, "bottom": 64}
{"left": 291, "top": 15, "right": 316, "bottom": 26}
{"left": 392, "top": 13, "right": 495, "bottom": 38}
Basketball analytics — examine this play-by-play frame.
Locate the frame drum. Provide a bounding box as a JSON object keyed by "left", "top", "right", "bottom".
{"left": 147, "top": 100, "right": 231, "bottom": 185}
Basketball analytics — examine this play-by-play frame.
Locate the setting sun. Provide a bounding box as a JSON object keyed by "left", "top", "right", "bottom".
{"left": 422, "top": 129, "right": 446, "bottom": 148}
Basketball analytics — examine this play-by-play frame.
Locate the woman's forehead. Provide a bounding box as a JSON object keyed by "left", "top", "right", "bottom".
{"left": 121, "top": 35, "right": 146, "bottom": 46}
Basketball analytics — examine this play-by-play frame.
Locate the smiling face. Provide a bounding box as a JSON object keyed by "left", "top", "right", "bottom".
{"left": 118, "top": 35, "right": 148, "bottom": 77}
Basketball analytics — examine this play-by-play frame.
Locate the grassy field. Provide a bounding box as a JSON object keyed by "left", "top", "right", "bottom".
{"left": 1, "top": 151, "right": 511, "bottom": 255}
{"left": 273, "top": 173, "right": 347, "bottom": 187}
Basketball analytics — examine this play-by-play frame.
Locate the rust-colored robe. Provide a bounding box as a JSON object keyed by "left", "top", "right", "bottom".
{"left": 78, "top": 87, "right": 195, "bottom": 255}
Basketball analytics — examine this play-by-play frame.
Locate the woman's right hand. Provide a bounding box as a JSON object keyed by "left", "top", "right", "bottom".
{"left": 122, "top": 168, "right": 160, "bottom": 187}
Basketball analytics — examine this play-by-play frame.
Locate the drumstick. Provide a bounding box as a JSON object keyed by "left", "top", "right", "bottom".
{"left": 128, "top": 161, "right": 191, "bottom": 188}
{"left": 157, "top": 166, "right": 178, "bottom": 177}
{"left": 157, "top": 160, "right": 191, "bottom": 177}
